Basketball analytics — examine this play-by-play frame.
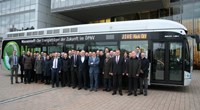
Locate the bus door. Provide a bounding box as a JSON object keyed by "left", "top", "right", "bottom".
{"left": 151, "top": 41, "right": 183, "bottom": 85}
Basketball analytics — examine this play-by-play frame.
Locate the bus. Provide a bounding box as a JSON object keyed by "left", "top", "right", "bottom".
{"left": 1, "top": 19, "right": 200, "bottom": 86}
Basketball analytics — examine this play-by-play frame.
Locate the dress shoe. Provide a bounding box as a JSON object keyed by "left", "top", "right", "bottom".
{"left": 138, "top": 92, "right": 143, "bottom": 95}
{"left": 107, "top": 89, "right": 111, "bottom": 92}
{"left": 128, "top": 93, "right": 133, "bottom": 96}
{"left": 16, "top": 82, "right": 19, "bottom": 84}
{"left": 78, "top": 87, "right": 82, "bottom": 90}
{"left": 72, "top": 86, "right": 76, "bottom": 89}
{"left": 103, "top": 89, "right": 107, "bottom": 91}
{"left": 134, "top": 93, "right": 137, "bottom": 96}
{"left": 119, "top": 92, "right": 123, "bottom": 96}
{"left": 112, "top": 92, "right": 116, "bottom": 95}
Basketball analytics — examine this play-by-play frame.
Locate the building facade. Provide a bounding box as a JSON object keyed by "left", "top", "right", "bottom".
{"left": 0, "top": 0, "right": 79, "bottom": 37}
{"left": 50, "top": 0, "right": 200, "bottom": 68}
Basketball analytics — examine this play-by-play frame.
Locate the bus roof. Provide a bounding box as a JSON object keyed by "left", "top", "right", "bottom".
{"left": 5, "top": 19, "right": 187, "bottom": 39}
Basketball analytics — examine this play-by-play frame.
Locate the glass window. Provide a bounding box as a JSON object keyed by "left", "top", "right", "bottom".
{"left": 20, "top": 13, "right": 25, "bottom": 23}
{"left": 169, "top": 43, "right": 183, "bottom": 81}
{"left": 24, "top": 13, "right": 30, "bottom": 22}
{"left": 120, "top": 40, "right": 148, "bottom": 55}
{"left": 16, "top": 0, "right": 20, "bottom": 8}
{"left": 90, "top": 42, "right": 118, "bottom": 51}
{"left": 31, "top": 0, "right": 36, "bottom": 4}
{"left": 76, "top": 44, "right": 85, "bottom": 51}
{"left": 152, "top": 42, "right": 165, "bottom": 80}
{"left": 30, "top": 12, "right": 35, "bottom": 21}
{"left": 24, "top": 22, "right": 30, "bottom": 28}
{"left": 30, "top": 21, "right": 35, "bottom": 29}
{"left": 68, "top": 0, "right": 74, "bottom": 6}
{"left": 25, "top": 0, "right": 31, "bottom": 6}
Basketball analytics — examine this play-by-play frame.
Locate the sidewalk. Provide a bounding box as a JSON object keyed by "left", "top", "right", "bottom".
{"left": 0, "top": 68, "right": 200, "bottom": 110}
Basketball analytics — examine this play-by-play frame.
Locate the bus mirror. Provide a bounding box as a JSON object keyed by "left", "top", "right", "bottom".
{"left": 190, "top": 34, "right": 200, "bottom": 51}
{"left": 196, "top": 35, "right": 200, "bottom": 51}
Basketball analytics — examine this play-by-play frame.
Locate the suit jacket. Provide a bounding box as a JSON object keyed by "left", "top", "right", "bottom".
{"left": 88, "top": 56, "right": 100, "bottom": 74}
{"left": 61, "top": 58, "right": 71, "bottom": 72}
{"left": 99, "top": 55, "right": 105, "bottom": 70}
{"left": 78, "top": 56, "right": 88, "bottom": 72}
{"left": 9, "top": 55, "right": 19, "bottom": 68}
{"left": 44, "top": 59, "right": 52, "bottom": 76}
{"left": 70, "top": 55, "right": 78, "bottom": 71}
{"left": 103, "top": 58, "right": 112, "bottom": 78}
{"left": 126, "top": 57, "right": 141, "bottom": 77}
{"left": 140, "top": 57, "right": 149, "bottom": 78}
{"left": 51, "top": 58, "right": 61, "bottom": 71}
{"left": 111, "top": 56, "right": 124, "bottom": 75}
{"left": 34, "top": 59, "right": 43, "bottom": 74}
{"left": 24, "top": 55, "right": 33, "bottom": 70}
{"left": 18, "top": 55, "right": 25, "bottom": 68}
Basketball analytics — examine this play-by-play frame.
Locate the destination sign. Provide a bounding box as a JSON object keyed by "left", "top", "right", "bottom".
{"left": 121, "top": 34, "right": 147, "bottom": 40}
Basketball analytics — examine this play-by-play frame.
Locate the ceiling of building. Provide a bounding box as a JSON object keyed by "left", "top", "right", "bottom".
{"left": 53, "top": 0, "right": 169, "bottom": 23}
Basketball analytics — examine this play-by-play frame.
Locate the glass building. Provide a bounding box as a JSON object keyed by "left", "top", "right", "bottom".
{"left": 0, "top": 0, "right": 79, "bottom": 37}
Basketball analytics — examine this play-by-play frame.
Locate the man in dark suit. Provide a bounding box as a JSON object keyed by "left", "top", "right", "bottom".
{"left": 139, "top": 52, "right": 149, "bottom": 96}
{"left": 51, "top": 52, "right": 61, "bottom": 88}
{"left": 9, "top": 50, "right": 19, "bottom": 84}
{"left": 61, "top": 53, "right": 71, "bottom": 87}
{"left": 110, "top": 50, "right": 124, "bottom": 96}
{"left": 88, "top": 52, "right": 100, "bottom": 91}
{"left": 19, "top": 51, "right": 25, "bottom": 83}
{"left": 136, "top": 46, "right": 141, "bottom": 59}
{"left": 77, "top": 50, "right": 89, "bottom": 90}
{"left": 126, "top": 51, "right": 141, "bottom": 96}
{"left": 70, "top": 50, "right": 79, "bottom": 89}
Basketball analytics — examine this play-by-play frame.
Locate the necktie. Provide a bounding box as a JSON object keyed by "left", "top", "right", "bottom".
{"left": 116, "top": 56, "right": 119, "bottom": 63}
{"left": 55, "top": 59, "right": 57, "bottom": 68}
{"left": 14, "top": 56, "right": 16, "bottom": 65}
{"left": 74, "top": 55, "right": 76, "bottom": 63}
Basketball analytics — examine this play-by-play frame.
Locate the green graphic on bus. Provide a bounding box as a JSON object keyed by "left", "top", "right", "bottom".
{"left": 3, "top": 41, "right": 20, "bottom": 70}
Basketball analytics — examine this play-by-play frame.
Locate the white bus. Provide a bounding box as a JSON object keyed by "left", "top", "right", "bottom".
{"left": 1, "top": 19, "right": 200, "bottom": 86}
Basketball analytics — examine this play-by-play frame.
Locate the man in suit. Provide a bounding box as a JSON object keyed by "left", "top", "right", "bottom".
{"left": 19, "top": 51, "right": 25, "bottom": 83}
{"left": 136, "top": 46, "right": 142, "bottom": 59}
{"left": 139, "top": 52, "right": 149, "bottom": 96}
{"left": 126, "top": 51, "right": 141, "bottom": 96}
{"left": 77, "top": 50, "right": 89, "bottom": 90}
{"left": 51, "top": 52, "right": 61, "bottom": 88}
{"left": 110, "top": 50, "right": 124, "bottom": 96}
{"left": 88, "top": 52, "right": 100, "bottom": 91}
{"left": 70, "top": 50, "right": 79, "bottom": 89}
{"left": 61, "top": 53, "right": 71, "bottom": 87}
{"left": 9, "top": 50, "right": 19, "bottom": 84}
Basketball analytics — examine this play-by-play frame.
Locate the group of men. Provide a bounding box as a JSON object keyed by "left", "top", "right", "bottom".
{"left": 9, "top": 47, "right": 149, "bottom": 96}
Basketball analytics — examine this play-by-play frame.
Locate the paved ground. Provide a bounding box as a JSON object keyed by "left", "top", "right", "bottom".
{"left": 0, "top": 67, "right": 200, "bottom": 110}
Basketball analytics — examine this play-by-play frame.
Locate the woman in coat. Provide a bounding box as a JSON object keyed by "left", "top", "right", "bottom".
{"left": 44, "top": 55, "right": 52, "bottom": 84}
{"left": 102, "top": 53, "right": 112, "bottom": 92}
{"left": 34, "top": 54, "right": 43, "bottom": 83}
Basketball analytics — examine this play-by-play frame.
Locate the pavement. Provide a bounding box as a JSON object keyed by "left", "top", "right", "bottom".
{"left": 0, "top": 67, "right": 200, "bottom": 110}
